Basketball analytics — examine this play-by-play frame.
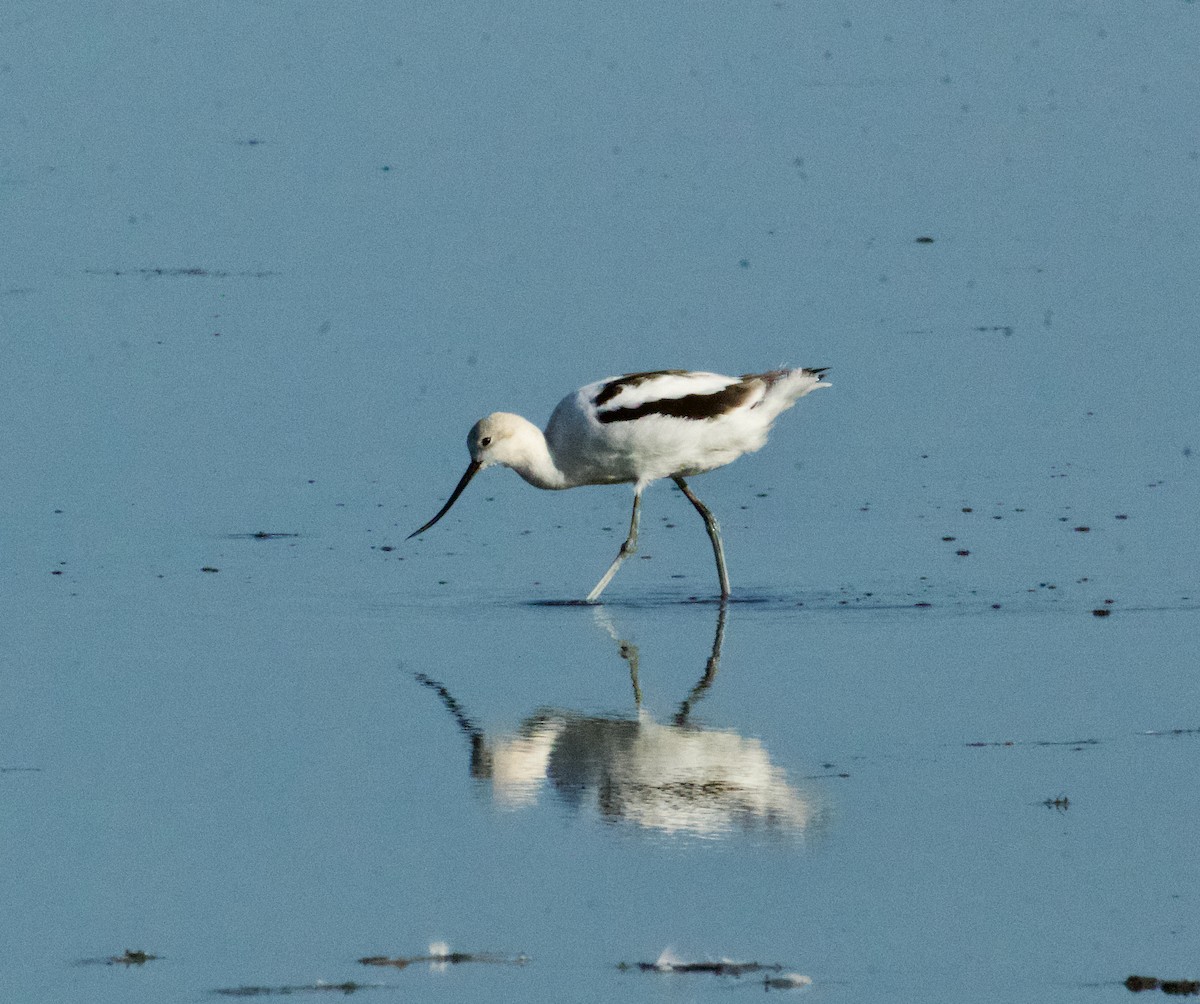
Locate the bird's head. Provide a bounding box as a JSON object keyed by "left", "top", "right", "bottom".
{"left": 408, "top": 412, "right": 537, "bottom": 539}
{"left": 467, "top": 412, "right": 529, "bottom": 469}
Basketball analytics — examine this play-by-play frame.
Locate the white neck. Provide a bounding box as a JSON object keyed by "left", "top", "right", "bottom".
{"left": 504, "top": 419, "right": 570, "bottom": 490}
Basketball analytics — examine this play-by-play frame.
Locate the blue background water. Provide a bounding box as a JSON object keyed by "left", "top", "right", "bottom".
{"left": 3, "top": 2, "right": 1197, "bottom": 1000}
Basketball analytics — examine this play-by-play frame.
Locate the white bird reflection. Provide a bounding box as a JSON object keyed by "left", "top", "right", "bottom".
{"left": 415, "top": 606, "right": 823, "bottom": 839}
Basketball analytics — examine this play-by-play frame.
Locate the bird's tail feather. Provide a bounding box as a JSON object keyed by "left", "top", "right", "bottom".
{"left": 755, "top": 367, "right": 831, "bottom": 407}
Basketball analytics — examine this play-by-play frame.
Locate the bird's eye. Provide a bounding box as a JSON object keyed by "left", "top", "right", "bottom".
{"left": 480, "top": 436, "right": 492, "bottom": 447}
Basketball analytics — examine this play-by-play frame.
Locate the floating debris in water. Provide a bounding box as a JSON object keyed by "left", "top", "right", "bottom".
{"left": 620, "top": 950, "right": 795, "bottom": 980}
{"left": 967, "top": 738, "right": 1098, "bottom": 749}
{"left": 764, "top": 972, "right": 814, "bottom": 991}
{"left": 85, "top": 267, "right": 277, "bottom": 279}
{"left": 227, "top": 532, "right": 300, "bottom": 540}
{"left": 359, "top": 944, "right": 528, "bottom": 970}
{"left": 213, "top": 981, "right": 371, "bottom": 996}
{"left": 75, "top": 949, "right": 159, "bottom": 966}
{"left": 111, "top": 949, "right": 156, "bottom": 966}
{"left": 1125, "top": 974, "right": 1200, "bottom": 994}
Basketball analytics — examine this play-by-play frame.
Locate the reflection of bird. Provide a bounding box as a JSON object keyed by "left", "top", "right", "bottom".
{"left": 408, "top": 368, "right": 830, "bottom": 600}
{"left": 414, "top": 607, "right": 821, "bottom": 838}
{"left": 527, "top": 713, "right": 815, "bottom": 837}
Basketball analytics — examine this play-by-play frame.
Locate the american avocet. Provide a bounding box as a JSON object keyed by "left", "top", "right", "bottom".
{"left": 408, "top": 367, "right": 830, "bottom": 601}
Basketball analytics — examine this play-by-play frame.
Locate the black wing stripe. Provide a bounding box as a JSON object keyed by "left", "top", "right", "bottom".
{"left": 597, "top": 382, "right": 756, "bottom": 424}
{"left": 593, "top": 370, "right": 690, "bottom": 407}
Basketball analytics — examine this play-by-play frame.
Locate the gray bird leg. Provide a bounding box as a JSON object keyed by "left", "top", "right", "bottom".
{"left": 673, "top": 476, "right": 731, "bottom": 598}
{"left": 586, "top": 486, "right": 643, "bottom": 603}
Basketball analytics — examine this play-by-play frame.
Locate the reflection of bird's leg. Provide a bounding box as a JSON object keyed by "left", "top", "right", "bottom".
{"left": 414, "top": 673, "right": 491, "bottom": 777}
{"left": 619, "top": 639, "right": 642, "bottom": 708}
{"left": 414, "top": 673, "right": 478, "bottom": 734}
{"left": 587, "top": 486, "right": 643, "bottom": 602}
{"left": 675, "top": 600, "right": 728, "bottom": 725}
{"left": 592, "top": 605, "right": 642, "bottom": 707}
{"left": 673, "top": 476, "right": 731, "bottom": 598}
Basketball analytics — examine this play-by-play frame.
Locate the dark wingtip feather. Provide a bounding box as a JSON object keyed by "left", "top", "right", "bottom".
{"left": 750, "top": 367, "right": 830, "bottom": 387}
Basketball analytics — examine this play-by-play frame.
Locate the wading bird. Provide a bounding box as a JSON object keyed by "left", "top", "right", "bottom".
{"left": 408, "top": 367, "right": 829, "bottom": 601}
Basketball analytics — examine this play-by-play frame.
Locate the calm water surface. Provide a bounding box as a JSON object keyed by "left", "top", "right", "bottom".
{"left": 3, "top": 2, "right": 1197, "bottom": 1001}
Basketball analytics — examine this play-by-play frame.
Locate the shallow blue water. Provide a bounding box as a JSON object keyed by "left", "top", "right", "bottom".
{"left": 3, "top": 2, "right": 1198, "bottom": 1001}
